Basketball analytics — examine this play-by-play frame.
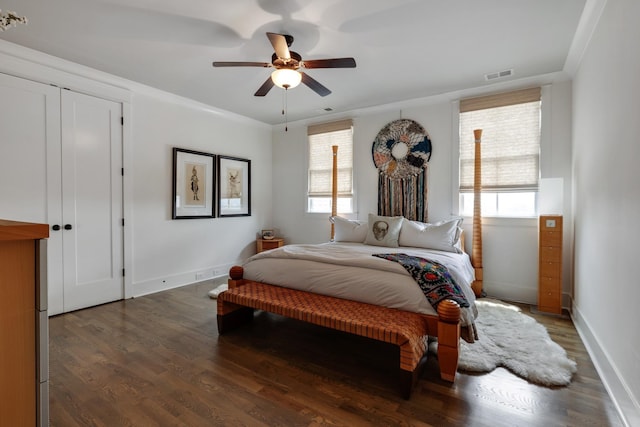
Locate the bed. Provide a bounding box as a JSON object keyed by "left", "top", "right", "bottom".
{"left": 217, "top": 127, "right": 485, "bottom": 398}
{"left": 217, "top": 214, "right": 479, "bottom": 398}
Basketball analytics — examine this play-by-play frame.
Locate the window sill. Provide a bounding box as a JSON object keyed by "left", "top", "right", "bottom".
{"left": 305, "top": 211, "right": 358, "bottom": 220}
{"left": 459, "top": 215, "right": 538, "bottom": 228}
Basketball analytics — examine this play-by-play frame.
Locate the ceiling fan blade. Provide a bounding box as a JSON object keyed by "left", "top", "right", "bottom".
{"left": 302, "top": 58, "right": 357, "bottom": 69}
{"left": 254, "top": 77, "right": 275, "bottom": 96}
{"left": 212, "top": 61, "right": 271, "bottom": 67}
{"left": 266, "top": 32, "right": 291, "bottom": 60}
{"left": 300, "top": 72, "right": 331, "bottom": 97}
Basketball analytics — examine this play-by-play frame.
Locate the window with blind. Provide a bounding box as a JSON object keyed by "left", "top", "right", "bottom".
{"left": 459, "top": 87, "right": 541, "bottom": 217}
{"left": 307, "top": 119, "right": 354, "bottom": 213}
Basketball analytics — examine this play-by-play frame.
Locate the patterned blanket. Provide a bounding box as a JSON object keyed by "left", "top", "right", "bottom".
{"left": 373, "top": 253, "right": 469, "bottom": 308}
{"left": 373, "top": 253, "right": 477, "bottom": 342}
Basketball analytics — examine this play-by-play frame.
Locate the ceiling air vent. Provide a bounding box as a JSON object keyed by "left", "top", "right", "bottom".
{"left": 485, "top": 69, "right": 513, "bottom": 81}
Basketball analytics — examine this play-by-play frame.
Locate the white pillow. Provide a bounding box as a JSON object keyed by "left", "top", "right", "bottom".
{"left": 398, "top": 218, "right": 463, "bottom": 253}
{"left": 453, "top": 226, "right": 464, "bottom": 252}
{"left": 363, "top": 214, "right": 404, "bottom": 247}
{"left": 330, "top": 216, "right": 368, "bottom": 242}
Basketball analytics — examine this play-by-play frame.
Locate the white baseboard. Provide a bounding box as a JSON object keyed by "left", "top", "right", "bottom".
{"left": 483, "top": 280, "right": 537, "bottom": 305}
{"left": 484, "top": 280, "right": 573, "bottom": 313}
{"left": 132, "top": 264, "right": 232, "bottom": 298}
{"left": 572, "top": 304, "right": 640, "bottom": 427}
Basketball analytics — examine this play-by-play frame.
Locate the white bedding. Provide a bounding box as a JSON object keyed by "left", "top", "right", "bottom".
{"left": 242, "top": 242, "right": 477, "bottom": 325}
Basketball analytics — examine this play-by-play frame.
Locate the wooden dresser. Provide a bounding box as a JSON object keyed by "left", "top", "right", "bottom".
{"left": 538, "top": 215, "right": 563, "bottom": 314}
{"left": 0, "top": 219, "right": 49, "bottom": 427}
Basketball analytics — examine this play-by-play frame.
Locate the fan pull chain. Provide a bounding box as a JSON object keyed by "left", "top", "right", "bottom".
{"left": 282, "top": 86, "right": 289, "bottom": 131}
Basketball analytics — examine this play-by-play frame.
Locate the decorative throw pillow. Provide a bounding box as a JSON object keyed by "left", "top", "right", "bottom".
{"left": 363, "top": 214, "right": 404, "bottom": 247}
{"left": 330, "top": 216, "right": 368, "bottom": 242}
{"left": 399, "top": 218, "right": 463, "bottom": 253}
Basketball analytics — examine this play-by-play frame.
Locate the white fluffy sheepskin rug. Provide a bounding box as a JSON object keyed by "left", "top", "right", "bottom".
{"left": 430, "top": 299, "right": 577, "bottom": 386}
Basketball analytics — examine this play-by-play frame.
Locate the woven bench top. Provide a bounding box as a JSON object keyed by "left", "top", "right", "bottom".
{"left": 217, "top": 281, "right": 430, "bottom": 372}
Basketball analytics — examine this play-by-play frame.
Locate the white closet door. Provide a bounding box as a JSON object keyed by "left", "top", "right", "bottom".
{"left": 0, "top": 73, "right": 64, "bottom": 314}
{"left": 61, "top": 90, "right": 123, "bottom": 312}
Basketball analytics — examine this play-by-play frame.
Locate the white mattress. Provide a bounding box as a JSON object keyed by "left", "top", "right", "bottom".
{"left": 242, "top": 242, "right": 476, "bottom": 324}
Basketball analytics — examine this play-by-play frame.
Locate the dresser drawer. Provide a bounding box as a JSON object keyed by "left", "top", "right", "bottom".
{"left": 539, "top": 261, "right": 561, "bottom": 278}
{"left": 538, "top": 289, "right": 562, "bottom": 314}
{"left": 256, "top": 238, "right": 285, "bottom": 253}
{"left": 540, "top": 231, "right": 561, "bottom": 246}
{"left": 539, "top": 276, "right": 560, "bottom": 293}
{"left": 540, "top": 246, "right": 561, "bottom": 262}
{"left": 261, "top": 240, "right": 282, "bottom": 250}
{"left": 540, "top": 216, "right": 563, "bottom": 232}
{"left": 538, "top": 276, "right": 562, "bottom": 291}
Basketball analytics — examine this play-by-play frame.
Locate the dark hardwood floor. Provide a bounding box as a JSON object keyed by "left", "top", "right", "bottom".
{"left": 49, "top": 279, "right": 624, "bottom": 426}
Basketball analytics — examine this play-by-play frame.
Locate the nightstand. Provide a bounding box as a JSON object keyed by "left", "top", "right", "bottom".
{"left": 538, "top": 215, "right": 562, "bottom": 314}
{"left": 256, "top": 238, "right": 284, "bottom": 253}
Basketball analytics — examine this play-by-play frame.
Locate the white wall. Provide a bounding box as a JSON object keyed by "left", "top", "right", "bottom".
{"left": 571, "top": 0, "right": 640, "bottom": 424}
{"left": 0, "top": 40, "right": 274, "bottom": 299}
{"left": 130, "top": 92, "right": 272, "bottom": 296}
{"left": 271, "top": 103, "right": 459, "bottom": 243}
{"left": 272, "top": 79, "right": 573, "bottom": 306}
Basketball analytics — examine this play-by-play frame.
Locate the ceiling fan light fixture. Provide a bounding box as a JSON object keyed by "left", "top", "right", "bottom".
{"left": 271, "top": 69, "right": 302, "bottom": 89}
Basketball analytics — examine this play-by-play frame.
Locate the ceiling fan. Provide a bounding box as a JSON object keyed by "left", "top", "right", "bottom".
{"left": 212, "top": 32, "right": 356, "bottom": 97}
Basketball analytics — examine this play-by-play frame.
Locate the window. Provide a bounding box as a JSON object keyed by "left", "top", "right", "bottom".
{"left": 307, "top": 119, "right": 353, "bottom": 213}
{"left": 459, "top": 88, "right": 541, "bottom": 217}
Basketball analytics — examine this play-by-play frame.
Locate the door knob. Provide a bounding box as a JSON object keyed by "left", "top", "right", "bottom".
{"left": 52, "top": 224, "right": 61, "bottom": 231}
{"left": 64, "top": 224, "right": 73, "bottom": 230}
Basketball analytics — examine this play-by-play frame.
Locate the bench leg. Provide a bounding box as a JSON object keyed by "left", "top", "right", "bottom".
{"left": 217, "top": 306, "right": 254, "bottom": 334}
{"left": 399, "top": 353, "right": 428, "bottom": 399}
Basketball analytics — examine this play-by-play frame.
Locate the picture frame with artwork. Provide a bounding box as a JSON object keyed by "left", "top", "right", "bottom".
{"left": 218, "top": 155, "right": 251, "bottom": 217}
{"left": 172, "top": 147, "right": 215, "bottom": 219}
{"left": 261, "top": 229, "right": 274, "bottom": 240}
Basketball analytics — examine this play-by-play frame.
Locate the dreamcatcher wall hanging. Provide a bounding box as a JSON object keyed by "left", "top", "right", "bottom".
{"left": 372, "top": 118, "right": 432, "bottom": 222}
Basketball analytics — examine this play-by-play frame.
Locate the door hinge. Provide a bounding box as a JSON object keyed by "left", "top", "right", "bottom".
{"left": 122, "top": 218, "right": 125, "bottom": 226}
{"left": 121, "top": 116, "right": 124, "bottom": 126}
{"left": 122, "top": 268, "right": 125, "bottom": 277}
{"left": 121, "top": 167, "right": 124, "bottom": 176}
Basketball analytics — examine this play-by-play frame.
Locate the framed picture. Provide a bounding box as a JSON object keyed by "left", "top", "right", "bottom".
{"left": 261, "top": 229, "right": 274, "bottom": 240}
{"left": 218, "top": 155, "right": 251, "bottom": 217}
{"left": 172, "top": 147, "right": 215, "bottom": 219}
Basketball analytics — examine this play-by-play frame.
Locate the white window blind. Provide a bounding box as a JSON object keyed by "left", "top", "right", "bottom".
{"left": 308, "top": 119, "right": 353, "bottom": 198}
{"left": 459, "top": 88, "right": 541, "bottom": 192}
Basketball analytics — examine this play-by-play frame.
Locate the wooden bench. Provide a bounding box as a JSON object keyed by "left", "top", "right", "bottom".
{"left": 216, "top": 266, "right": 461, "bottom": 399}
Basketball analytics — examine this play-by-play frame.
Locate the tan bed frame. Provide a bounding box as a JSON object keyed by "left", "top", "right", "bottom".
{"left": 217, "top": 266, "right": 461, "bottom": 399}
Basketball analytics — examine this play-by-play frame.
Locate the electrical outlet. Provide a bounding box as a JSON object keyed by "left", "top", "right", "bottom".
{"left": 545, "top": 219, "right": 556, "bottom": 228}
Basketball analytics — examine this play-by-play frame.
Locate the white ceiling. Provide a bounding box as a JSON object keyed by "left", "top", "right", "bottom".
{"left": 0, "top": 0, "right": 587, "bottom": 125}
